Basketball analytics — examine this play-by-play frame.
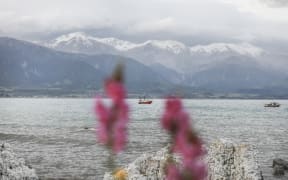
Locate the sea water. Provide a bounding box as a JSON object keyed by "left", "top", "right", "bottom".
{"left": 0, "top": 98, "right": 287, "bottom": 179}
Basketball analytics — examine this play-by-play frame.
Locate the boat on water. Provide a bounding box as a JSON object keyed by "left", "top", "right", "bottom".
{"left": 264, "top": 102, "right": 280, "bottom": 107}
{"left": 138, "top": 100, "right": 153, "bottom": 104}
{"left": 138, "top": 96, "right": 152, "bottom": 104}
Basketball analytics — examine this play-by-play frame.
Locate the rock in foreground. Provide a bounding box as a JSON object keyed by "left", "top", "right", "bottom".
{"left": 104, "top": 139, "right": 263, "bottom": 180}
{"left": 0, "top": 143, "right": 38, "bottom": 180}
{"left": 104, "top": 146, "right": 174, "bottom": 180}
{"left": 272, "top": 158, "right": 288, "bottom": 177}
{"left": 207, "top": 139, "right": 263, "bottom": 180}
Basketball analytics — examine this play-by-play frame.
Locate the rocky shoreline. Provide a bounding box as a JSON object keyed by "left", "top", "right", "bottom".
{"left": 3, "top": 140, "right": 282, "bottom": 180}
{"left": 0, "top": 143, "right": 38, "bottom": 180}
{"left": 104, "top": 139, "right": 264, "bottom": 180}
{"left": 207, "top": 139, "right": 263, "bottom": 180}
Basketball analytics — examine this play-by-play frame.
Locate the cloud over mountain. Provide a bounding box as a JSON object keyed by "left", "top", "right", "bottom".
{"left": 1, "top": 0, "right": 288, "bottom": 42}
{"left": 260, "top": 0, "right": 288, "bottom": 7}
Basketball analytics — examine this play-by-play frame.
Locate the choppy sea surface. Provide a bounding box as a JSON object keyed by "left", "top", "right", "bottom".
{"left": 0, "top": 98, "right": 287, "bottom": 179}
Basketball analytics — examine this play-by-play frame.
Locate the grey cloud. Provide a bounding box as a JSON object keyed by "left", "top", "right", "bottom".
{"left": 0, "top": 0, "right": 288, "bottom": 42}
{"left": 260, "top": 0, "right": 288, "bottom": 7}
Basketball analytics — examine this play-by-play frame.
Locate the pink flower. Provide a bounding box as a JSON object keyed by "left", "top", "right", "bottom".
{"left": 166, "top": 164, "right": 181, "bottom": 180}
{"left": 94, "top": 66, "right": 129, "bottom": 154}
{"left": 174, "top": 131, "right": 204, "bottom": 161}
{"left": 113, "top": 121, "right": 127, "bottom": 152}
{"left": 161, "top": 98, "right": 189, "bottom": 134}
{"left": 96, "top": 99, "right": 109, "bottom": 124}
{"left": 183, "top": 160, "right": 207, "bottom": 180}
{"left": 105, "top": 79, "right": 126, "bottom": 103}
{"left": 161, "top": 97, "right": 207, "bottom": 180}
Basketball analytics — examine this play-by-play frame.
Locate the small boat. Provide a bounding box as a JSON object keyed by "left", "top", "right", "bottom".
{"left": 264, "top": 102, "right": 280, "bottom": 107}
{"left": 138, "top": 96, "right": 152, "bottom": 104}
{"left": 138, "top": 100, "right": 153, "bottom": 104}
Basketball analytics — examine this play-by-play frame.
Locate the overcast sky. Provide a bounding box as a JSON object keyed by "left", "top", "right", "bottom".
{"left": 0, "top": 0, "right": 288, "bottom": 42}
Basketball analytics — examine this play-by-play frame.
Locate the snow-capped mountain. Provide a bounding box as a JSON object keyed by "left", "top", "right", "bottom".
{"left": 0, "top": 37, "right": 174, "bottom": 92}
{"left": 47, "top": 32, "right": 98, "bottom": 49}
{"left": 42, "top": 32, "right": 270, "bottom": 75}
{"left": 189, "top": 43, "right": 263, "bottom": 57}
{"left": 45, "top": 32, "right": 117, "bottom": 54}
{"left": 93, "top": 37, "right": 139, "bottom": 51}
{"left": 140, "top": 40, "right": 187, "bottom": 54}
{"left": 45, "top": 32, "right": 189, "bottom": 54}
{"left": 2, "top": 36, "right": 288, "bottom": 96}
{"left": 45, "top": 32, "right": 263, "bottom": 55}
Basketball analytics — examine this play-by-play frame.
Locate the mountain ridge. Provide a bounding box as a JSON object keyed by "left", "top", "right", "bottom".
{"left": 41, "top": 32, "right": 271, "bottom": 76}
{"left": 44, "top": 32, "right": 263, "bottom": 57}
{"left": 1, "top": 36, "right": 288, "bottom": 97}
{"left": 0, "top": 37, "right": 177, "bottom": 94}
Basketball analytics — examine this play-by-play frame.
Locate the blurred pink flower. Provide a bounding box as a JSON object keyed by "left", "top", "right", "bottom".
{"left": 174, "top": 132, "right": 204, "bottom": 161}
{"left": 161, "top": 97, "right": 207, "bottom": 180}
{"left": 95, "top": 74, "right": 129, "bottom": 153}
{"left": 166, "top": 164, "right": 181, "bottom": 180}
{"left": 95, "top": 99, "right": 110, "bottom": 144}
{"left": 113, "top": 121, "right": 127, "bottom": 152}
{"left": 183, "top": 159, "right": 207, "bottom": 180}
{"left": 161, "top": 98, "right": 189, "bottom": 134}
{"left": 105, "top": 79, "right": 126, "bottom": 103}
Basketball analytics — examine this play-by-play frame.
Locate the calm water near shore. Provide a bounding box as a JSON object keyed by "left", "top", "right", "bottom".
{"left": 0, "top": 98, "right": 287, "bottom": 179}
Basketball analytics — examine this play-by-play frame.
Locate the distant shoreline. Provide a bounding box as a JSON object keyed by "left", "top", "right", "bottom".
{"left": 1, "top": 96, "right": 287, "bottom": 100}
{"left": 2, "top": 87, "right": 288, "bottom": 99}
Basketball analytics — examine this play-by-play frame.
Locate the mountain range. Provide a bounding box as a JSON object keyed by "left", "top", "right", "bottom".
{"left": 0, "top": 37, "right": 179, "bottom": 96}
{"left": 42, "top": 32, "right": 288, "bottom": 93}
{"left": 0, "top": 32, "right": 288, "bottom": 98}
{"left": 43, "top": 32, "right": 266, "bottom": 73}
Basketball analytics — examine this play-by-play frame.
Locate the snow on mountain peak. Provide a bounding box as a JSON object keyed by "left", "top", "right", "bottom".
{"left": 57, "top": 32, "right": 90, "bottom": 41}
{"left": 142, "top": 40, "right": 187, "bottom": 54}
{"left": 47, "top": 32, "right": 188, "bottom": 54}
{"left": 189, "top": 43, "right": 263, "bottom": 57}
{"left": 93, "top": 38, "right": 187, "bottom": 53}
{"left": 50, "top": 32, "right": 94, "bottom": 48}
{"left": 94, "top": 37, "right": 138, "bottom": 51}
{"left": 47, "top": 32, "right": 264, "bottom": 57}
